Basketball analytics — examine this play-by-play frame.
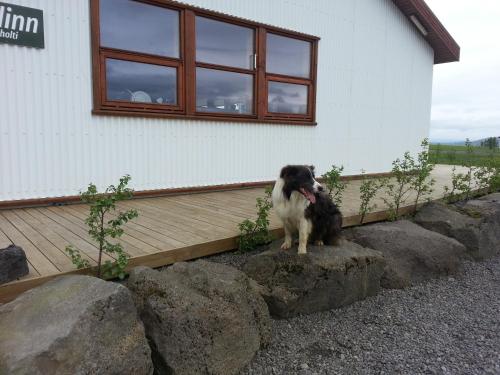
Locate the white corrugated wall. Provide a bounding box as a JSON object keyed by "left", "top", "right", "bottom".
{"left": 0, "top": 0, "right": 434, "bottom": 201}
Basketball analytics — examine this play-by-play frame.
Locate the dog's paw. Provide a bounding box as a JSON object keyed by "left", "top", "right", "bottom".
{"left": 281, "top": 241, "right": 292, "bottom": 250}
{"left": 297, "top": 245, "right": 307, "bottom": 254}
{"left": 314, "top": 240, "right": 324, "bottom": 246}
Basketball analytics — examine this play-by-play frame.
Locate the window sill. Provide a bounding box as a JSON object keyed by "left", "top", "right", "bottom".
{"left": 92, "top": 108, "right": 318, "bottom": 126}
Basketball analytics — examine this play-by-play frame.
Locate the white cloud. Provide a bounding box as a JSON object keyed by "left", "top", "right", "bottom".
{"left": 426, "top": 0, "right": 500, "bottom": 142}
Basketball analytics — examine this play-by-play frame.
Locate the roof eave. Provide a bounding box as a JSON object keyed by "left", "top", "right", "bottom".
{"left": 392, "top": 0, "right": 460, "bottom": 64}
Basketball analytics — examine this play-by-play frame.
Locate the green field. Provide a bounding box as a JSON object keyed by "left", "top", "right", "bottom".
{"left": 429, "top": 144, "right": 500, "bottom": 167}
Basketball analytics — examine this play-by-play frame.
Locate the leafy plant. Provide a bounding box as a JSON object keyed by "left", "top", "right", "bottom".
{"left": 411, "top": 138, "right": 436, "bottom": 210}
{"left": 462, "top": 138, "right": 476, "bottom": 200}
{"left": 358, "top": 170, "right": 385, "bottom": 225}
{"left": 474, "top": 160, "right": 500, "bottom": 193}
{"left": 237, "top": 186, "right": 273, "bottom": 252}
{"left": 65, "top": 175, "right": 138, "bottom": 279}
{"left": 322, "top": 165, "right": 347, "bottom": 207}
{"left": 382, "top": 152, "right": 415, "bottom": 220}
{"left": 443, "top": 166, "right": 470, "bottom": 203}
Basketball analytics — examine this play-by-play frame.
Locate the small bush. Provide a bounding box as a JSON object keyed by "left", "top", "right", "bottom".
{"left": 443, "top": 167, "right": 470, "bottom": 203}
{"left": 382, "top": 152, "right": 415, "bottom": 220}
{"left": 322, "top": 165, "right": 347, "bottom": 207}
{"left": 65, "top": 175, "right": 138, "bottom": 279}
{"left": 411, "top": 138, "right": 436, "bottom": 210}
{"left": 358, "top": 171, "right": 385, "bottom": 224}
{"left": 237, "top": 186, "right": 273, "bottom": 252}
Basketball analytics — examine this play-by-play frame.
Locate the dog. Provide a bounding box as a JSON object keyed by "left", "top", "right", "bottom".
{"left": 272, "top": 165, "right": 343, "bottom": 254}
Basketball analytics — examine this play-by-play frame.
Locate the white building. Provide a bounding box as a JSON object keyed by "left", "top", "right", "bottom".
{"left": 0, "top": 0, "right": 459, "bottom": 204}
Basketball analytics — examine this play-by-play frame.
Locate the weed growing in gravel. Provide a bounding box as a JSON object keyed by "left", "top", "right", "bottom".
{"left": 358, "top": 171, "right": 385, "bottom": 224}
{"left": 237, "top": 186, "right": 273, "bottom": 252}
{"left": 65, "top": 175, "right": 138, "bottom": 279}
{"left": 322, "top": 165, "right": 347, "bottom": 207}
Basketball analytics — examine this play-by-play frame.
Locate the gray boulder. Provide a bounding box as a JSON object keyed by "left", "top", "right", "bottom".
{"left": 0, "top": 244, "right": 29, "bottom": 284}
{"left": 414, "top": 202, "right": 497, "bottom": 260}
{"left": 127, "top": 260, "right": 271, "bottom": 375}
{"left": 242, "top": 240, "right": 386, "bottom": 318}
{"left": 0, "top": 275, "right": 153, "bottom": 375}
{"left": 348, "top": 220, "right": 468, "bottom": 289}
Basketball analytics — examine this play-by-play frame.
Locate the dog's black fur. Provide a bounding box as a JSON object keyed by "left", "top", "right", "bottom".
{"left": 276, "top": 165, "right": 343, "bottom": 247}
{"left": 305, "top": 191, "right": 343, "bottom": 245}
{"left": 280, "top": 165, "right": 317, "bottom": 200}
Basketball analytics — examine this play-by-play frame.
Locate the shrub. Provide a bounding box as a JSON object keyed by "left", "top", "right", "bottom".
{"left": 358, "top": 171, "right": 385, "bottom": 224}
{"left": 474, "top": 160, "right": 500, "bottom": 193}
{"left": 65, "top": 175, "right": 138, "bottom": 279}
{"left": 382, "top": 152, "right": 415, "bottom": 220}
{"left": 237, "top": 186, "right": 273, "bottom": 252}
{"left": 443, "top": 167, "right": 470, "bottom": 203}
{"left": 411, "top": 138, "right": 436, "bottom": 210}
{"left": 322, "top": 165, "right": 347, "bottom": 207}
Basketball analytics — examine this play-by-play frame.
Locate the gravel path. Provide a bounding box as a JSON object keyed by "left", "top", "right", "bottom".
{"left": 208, "top": 251, "right": 500, "bottom": 375}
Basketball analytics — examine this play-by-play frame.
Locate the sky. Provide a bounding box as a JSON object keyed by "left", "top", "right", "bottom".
{"left": 425, "top": 0, "right": 500, "bottom": 142}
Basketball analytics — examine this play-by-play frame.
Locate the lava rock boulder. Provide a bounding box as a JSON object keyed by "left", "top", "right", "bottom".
{"left": 0, "top": 275, "right": 153, "bottom": 375}
{"left": 347, "top": 220, "right": 468, "bottom": 289}
{"left": 242, "top": 240, "right": 386, "bottom": 318}
{"left": 127, "top": 260, "right": 271, "bottom": 375}
{"left": 0, "top": 244, "right": 29, "bottom": 284}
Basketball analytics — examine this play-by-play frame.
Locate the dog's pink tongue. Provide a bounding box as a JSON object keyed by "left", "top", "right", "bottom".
{"left": 300, "top": 188, "right": 316, "bottom": 204}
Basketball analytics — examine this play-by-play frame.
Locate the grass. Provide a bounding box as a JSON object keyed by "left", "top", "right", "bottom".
{"left": 429, "top": 144, "right": 500, "bottom": 167}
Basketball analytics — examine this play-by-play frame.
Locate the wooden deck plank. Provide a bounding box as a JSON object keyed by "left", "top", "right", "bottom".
{"left": 42, "top": 207, "right": 148, "bottom": 258}
{"left": 1, "top": 211, "right": 74, "bottom": 272}
{"left": 26, "top": 208, "right": 113, "bottom": 264}
{"left": 0, "top": 165, "right": 470, "bottom": 303}
{"left": 14, "top": 209, "right": 94, "bottom": 266}
{"left": 66, "top": 205, "right": 185, "bottom": 250}
{"left": 0, "top": 213, "right": 55, "bottom": 276}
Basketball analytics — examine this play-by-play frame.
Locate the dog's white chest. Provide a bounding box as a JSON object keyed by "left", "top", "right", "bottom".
{"left": 272, "top": 178, "right": 309, "bottom": 228}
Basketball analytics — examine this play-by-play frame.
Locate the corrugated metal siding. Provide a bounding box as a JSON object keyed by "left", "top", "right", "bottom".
{"left": 0, "top": 0, "right": 434, "bottom": 200}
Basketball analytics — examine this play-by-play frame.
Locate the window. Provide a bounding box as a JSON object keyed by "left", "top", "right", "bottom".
{"left": 91, "top": 0, "right": 318, "bottom": 124}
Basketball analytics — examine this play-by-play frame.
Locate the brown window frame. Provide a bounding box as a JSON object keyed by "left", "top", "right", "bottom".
{"left": 90, "top": 0, "right": 319, "bottom": 125}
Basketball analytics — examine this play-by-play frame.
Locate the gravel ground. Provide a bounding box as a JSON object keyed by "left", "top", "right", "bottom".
{"left": 207, "top": 251, "right": 500, "bottom": 375}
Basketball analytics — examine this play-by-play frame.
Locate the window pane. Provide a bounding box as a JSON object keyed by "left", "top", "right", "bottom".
{"left": 268, "top": 81, "right": 308, "bottom": 114}
{"left": 100, "top": 0, "right": 179, "bottom": 58}
{"left": 196, "top": 68, "right": 253, "bottom": 114}
{"left": 106, "top": 59, "right": 177, "bottom": 105}
{"left": 266, "top": 34, "right": 311, "bottom": 78}
{"left": 196, "top": 17, "right": 254, "bottom": 69}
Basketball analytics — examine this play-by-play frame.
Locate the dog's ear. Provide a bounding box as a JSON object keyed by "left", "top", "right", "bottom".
{"left": 280, "top": 165, "right": 298, "bottom": 178}
{"left": 308, "top": 165, "right": 316, "bottom": 176}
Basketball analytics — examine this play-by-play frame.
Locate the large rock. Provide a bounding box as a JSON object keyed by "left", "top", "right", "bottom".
{"left": 458, "top": 192, "right": 500, "bottom": 219}
{"left": 347, "top": 220, "right": 468, "bottom": 289}
{"left": 0, "top": 244, "right": 29, "bottom": 284}
{"left": 242, "top": 240, "right": 386, "bottom": 318}
{"left": 127, "top": 260, "right": 271, "bottom": 375}
{"left": 414, "top": 202, "right": 497, "bottom": 260}
{"left": 0, "top": 275, "right": 153, "bottom": 375}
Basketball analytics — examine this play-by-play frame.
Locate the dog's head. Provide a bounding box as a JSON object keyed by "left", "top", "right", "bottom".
{"left": 279, "top": 165, "right": 323, "bottom": 204}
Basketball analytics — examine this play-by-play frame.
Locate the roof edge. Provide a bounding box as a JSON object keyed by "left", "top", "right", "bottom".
{"left": 392, "top": 0, "right": 460, "bottom": 64}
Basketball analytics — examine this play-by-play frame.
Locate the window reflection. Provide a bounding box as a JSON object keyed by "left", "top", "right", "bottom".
{"left": 196, "top": 68, "right": 253, "bottom": 114}
{"left": 106, "top": 59, "right": 177, "bottom": 105}
{"left": 268, "top": 81, "right": 308, "bottom": 114}
{"left": 196, "top": 17, "right": 254, "bottom": 69}
{"left": 100, "top": 0, "right": 179, "bottom": 58}
{"left": 266, "top": 33, "right": 311, "bottom": 78}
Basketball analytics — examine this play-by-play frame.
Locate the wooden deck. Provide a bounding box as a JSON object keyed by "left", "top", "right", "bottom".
{"left": 0, "top": 165, "right": 461, "bottom": 302}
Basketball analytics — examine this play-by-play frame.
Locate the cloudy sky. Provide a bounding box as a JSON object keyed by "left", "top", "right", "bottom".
{"left": 425, "top": 0, "right": 500, "bottom": 142}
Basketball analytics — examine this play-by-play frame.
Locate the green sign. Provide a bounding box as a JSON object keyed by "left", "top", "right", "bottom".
{"left": 0, "top": 2, "right": 44, "bottom": 49}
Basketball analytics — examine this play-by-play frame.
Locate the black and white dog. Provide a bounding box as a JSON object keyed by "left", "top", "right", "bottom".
{"left": 272, "top": 165, "right": 342, "bottom": 254}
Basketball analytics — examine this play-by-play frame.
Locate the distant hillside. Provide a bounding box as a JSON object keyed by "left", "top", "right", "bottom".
{"left": 431, "top": 137, "right": 500, "bottom": 147}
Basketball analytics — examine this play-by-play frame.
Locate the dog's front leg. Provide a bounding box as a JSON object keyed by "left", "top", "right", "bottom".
{"left": 298, "top": 219, "right": 311, "bottom": 254}
{"left": 281, "top": 221, "right": 293, "bottom": 250}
